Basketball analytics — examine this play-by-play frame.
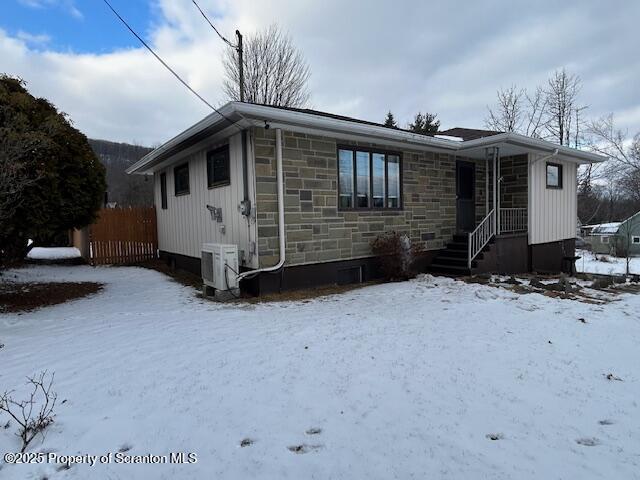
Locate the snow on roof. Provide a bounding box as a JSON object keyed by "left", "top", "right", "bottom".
{"left": 434, "top": 134, "right": 464, "bottom": 142}
{"left": 590, "top": 222, "right": 622, "bottom": 235}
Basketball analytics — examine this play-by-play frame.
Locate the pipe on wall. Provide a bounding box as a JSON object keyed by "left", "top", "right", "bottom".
{"left": 236, "top": 128, "right": 286, "bottom": 281}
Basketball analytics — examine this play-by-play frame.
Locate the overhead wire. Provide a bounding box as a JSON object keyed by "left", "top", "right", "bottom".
{"left": 101, "top": 0, "right": 239, "bottom": 128}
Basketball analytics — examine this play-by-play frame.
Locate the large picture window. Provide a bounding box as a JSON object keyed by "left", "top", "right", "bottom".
{"left": 337, "top": 147, "right": 402, "bottom": 210}
{"left": 174, "top": 163, "right": 190, "bottom": 196}
{"left": 207, "top": 145, "right": 230, "bottom": 188}
{"left": 546, "top": 162, "right": 563, "bottom": 189}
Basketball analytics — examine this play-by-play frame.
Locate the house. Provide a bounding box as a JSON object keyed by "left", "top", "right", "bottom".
{"left": 127, "top": 102, "right": 606, "bottom": 295}
{"left": 589, "top": 214, "right": 640, "bottom": 256}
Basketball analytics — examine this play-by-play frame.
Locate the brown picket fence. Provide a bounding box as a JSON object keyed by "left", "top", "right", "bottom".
{"left": 87, "top": 207, "right": 158, "bottom": 265}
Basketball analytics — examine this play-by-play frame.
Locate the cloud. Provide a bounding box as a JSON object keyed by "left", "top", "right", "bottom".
{"left": 15, "top": 30, "right": 52, "bottom": 48}
{"left": 1, "top": 0, "right": 639, "bottom": 146}
{"left": 18, "top": 0, "right": 83, "bottom": 19}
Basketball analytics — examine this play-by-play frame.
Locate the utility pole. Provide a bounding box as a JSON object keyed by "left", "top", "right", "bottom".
{"left": 236, "top": 30, "right": 244, "bottom": 102}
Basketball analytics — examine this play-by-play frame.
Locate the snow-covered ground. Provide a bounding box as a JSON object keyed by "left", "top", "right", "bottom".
{"left": 576, "top": 248, "right": 640, "bottom": 275}
{"left": 26, "top": 247, "right": 81, "bottom": 260}
{"left": 1, "top": 265, "right": 639, "bottom": 479}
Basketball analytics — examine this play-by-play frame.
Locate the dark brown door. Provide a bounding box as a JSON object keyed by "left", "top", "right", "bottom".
{"left": 456, "top": 161, "right": 476, "bottom": 233}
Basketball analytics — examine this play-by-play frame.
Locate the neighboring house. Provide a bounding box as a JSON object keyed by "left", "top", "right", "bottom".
{"left": 589, "top": 214, "right": 640, "bottom": 256}
{"left": 589, "top": 222, "right": 622, "bottom": 255}
{"left": 127, "top": 102, "right": 606, "bottom": 294}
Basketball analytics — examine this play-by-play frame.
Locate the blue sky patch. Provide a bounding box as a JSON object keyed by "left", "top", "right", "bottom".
{"left": 3, "top": 0, "right": 157, "bottom": 53}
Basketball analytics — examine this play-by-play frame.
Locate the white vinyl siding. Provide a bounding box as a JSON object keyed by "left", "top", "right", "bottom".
{"left": 154, "top": 132, "right": 258, "bottom": 268}
{"left": 527, "top": 153, "right": 577, "bottom": 245}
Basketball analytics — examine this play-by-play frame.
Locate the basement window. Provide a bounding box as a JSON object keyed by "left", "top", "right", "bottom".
{"left": 338, "top": 147, "right": 402, "bottom": 210}
{"left": 160, "top": 172, "right": 167, "bottom": 209}
{"left": 632, "top": 236, "right": 640, "bottom": 245}
{"left": 174, "top": 163, "right": 190, "bottom": 196}
{"left": 546, "top": 162, "right": 563, "bottom": 189}
{"left": 207, "top": 145, "right": 230, "bottom": 188}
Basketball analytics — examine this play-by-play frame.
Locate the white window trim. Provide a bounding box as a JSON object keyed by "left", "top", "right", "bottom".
{"left": 632, "top": 236, "right": 640, "bottom": 245}
{"left": 601, "top": 236, "right": 610, "bottom": 244}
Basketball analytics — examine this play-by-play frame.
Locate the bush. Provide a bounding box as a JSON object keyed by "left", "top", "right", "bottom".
{"left": 0, "top": 76, "right": 106, "bottom": 266}
{"left": 370, "top": 231, "right": 421, "bottom": 281}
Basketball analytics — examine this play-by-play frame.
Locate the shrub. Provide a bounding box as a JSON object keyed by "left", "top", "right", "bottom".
{"left": 0, "top": 371, "right": 57, "bottom": 452}
{"left": 370, "top": 231, "right": 421, "bottom": 281}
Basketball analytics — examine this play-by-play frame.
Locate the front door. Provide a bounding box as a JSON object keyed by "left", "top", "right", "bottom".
{"left": 456, "top": 161, "right": 476, "bottom": 232}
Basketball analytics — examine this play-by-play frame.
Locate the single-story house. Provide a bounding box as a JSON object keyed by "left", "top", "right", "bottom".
{"left": 127, "top": 102, "right": 606, "bottom": 295}
{"left": 589, "top": 214, "right": 640, "bottom": 256}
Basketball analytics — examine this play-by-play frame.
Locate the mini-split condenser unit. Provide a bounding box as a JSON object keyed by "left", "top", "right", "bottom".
{"left": 201, "top": 243, "right": 239, "bottom": 291}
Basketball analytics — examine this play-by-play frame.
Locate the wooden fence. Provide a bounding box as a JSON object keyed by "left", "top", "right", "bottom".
{"left": 74, "top": 207, "right": 158, "bottom": 265}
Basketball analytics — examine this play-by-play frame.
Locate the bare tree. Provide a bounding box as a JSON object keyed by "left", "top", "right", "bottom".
{"left": 485, "top": 85, "right": 524, "bottom": 132}
{"left": 0, "top": 371, "right": 57, "bottom": 452}
{"left": 545, "top": 69, "right": 582, "bottom": 145}
{"left": 223, "top": 24, "right": 311, "bottom": 107}
{"left": 523, "top": 86, "right": 549, "bottom": 138}
{"left": 485, "top": 85, "right": 548, "bottom": 136}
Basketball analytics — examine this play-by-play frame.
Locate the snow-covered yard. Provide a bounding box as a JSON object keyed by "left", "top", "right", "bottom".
{"left": 26, "top": 247, "right": 81, "bottom": 260}
{"left": 1, "top": 265, "right": 639, "bottom": 479}
{"left": 576, "top": 248, "right": 640, "bottom": 275}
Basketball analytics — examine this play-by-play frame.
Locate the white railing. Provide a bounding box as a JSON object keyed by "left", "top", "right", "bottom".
{"left": 468, "top": 209, "right": 496, "bottom": 269}
{"left": 500, "top": 208, "right": 527, "bottom": 233}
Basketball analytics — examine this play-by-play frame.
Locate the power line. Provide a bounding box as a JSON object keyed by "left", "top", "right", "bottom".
{"left": 191, "top": 0, "right": 244, "bottom": 102}
{"left": 101, "top": 0, "right": 238, "bottom": 127}
{"left": 191, "top": 0, "right": 237, "bottom": 49}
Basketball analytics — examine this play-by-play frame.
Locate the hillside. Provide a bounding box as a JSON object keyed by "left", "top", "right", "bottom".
{"left": 89, "top": 139, "right": 154, "bottom": 207}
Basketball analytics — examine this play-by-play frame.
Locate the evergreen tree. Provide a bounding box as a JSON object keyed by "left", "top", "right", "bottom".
{"left": 408, "top": 112, "right": 440, "bottom": 134}
{"left": 0, "top": 75, "right": 106, "bottom": 264}
{"left": 383, "top": 111, "right": 398, "bottom": 128}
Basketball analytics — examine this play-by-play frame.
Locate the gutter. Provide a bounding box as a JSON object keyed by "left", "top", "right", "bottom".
{"left": 458, "top": 133, "right": 606, "bottom": 164}
{"left": 236, "top": 128, "right": 286, "bottom": 282}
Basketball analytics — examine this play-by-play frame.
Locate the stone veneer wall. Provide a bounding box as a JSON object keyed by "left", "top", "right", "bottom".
{"left": 499, "top": 155, "right": 528, "bottom": 209}
{"left": 253, "top": 127, "right": 485, "bottom": 268}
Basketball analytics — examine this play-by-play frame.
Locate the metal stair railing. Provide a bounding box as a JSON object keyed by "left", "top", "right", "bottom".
{"left": 468, "top": 209, "right": 496, "bottom": 269}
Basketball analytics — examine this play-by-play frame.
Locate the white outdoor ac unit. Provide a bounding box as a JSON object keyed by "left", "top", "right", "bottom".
{"left": 201, "top": 243, "right": 239, "bottom": 291}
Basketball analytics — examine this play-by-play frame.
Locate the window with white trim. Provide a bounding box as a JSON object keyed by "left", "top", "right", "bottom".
{"left": 632, "top": 236, "right": 640, "bottom": 245}
{"left": 601, "top": 236, "right": 610, "bottom": 244}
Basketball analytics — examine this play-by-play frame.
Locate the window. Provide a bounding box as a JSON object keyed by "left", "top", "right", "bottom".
{"left": 338, "top": 150, "right": 354, "bottom": 209}
{"left": 337, "top": 147, "right": 401, "bottom": 210}
{"left": 207, "top": 145, "right": 230, "bottom": 188}
{"left": 174, "top": 163, "right": 190, "bottom": 196}
{"left": 546, "top": 162, "right": 563, "bottom": 188}
{"left": 160, "top": 172, "right": 167, "bottom": 209}
{"left": 632, "top": 236, "right": 640, "bottom": 245}
{"left": 356, "top": 151, "right": 370, "bottom": 208}
{"left": 372, "top": 153, "right": 385, "bottom": 208}
{"left": 601, "top": 236, "right": 610, "bottom": 244}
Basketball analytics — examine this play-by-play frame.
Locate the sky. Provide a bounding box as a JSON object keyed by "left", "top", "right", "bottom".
{"left": 1, "top": 0, "right": 639, "bottom": 146}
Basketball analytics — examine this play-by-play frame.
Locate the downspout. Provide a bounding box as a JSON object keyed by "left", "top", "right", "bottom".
{"left": 532, "top": 148, "right": 559, "bottom": 164}
{"left": 237, "top": 128, "right": 285, "bottom": 281}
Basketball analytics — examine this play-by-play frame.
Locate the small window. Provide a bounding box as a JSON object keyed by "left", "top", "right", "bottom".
{"left": 601, "top": 236, "right": 610, "bottom": 244}
{"left": 160, "top": 172, "right": 167, "bottom": 209}
{"left": 174, "top": 163, "right": 190, "bottom": 196}
{"left": 546, "top": 162, "right": 563, "bottom": 188}
{"left": 207, "top": 145, "right": 230, "bottom": 188}
{"left": 632, "top": 236, "right": 640, "bottom": 245}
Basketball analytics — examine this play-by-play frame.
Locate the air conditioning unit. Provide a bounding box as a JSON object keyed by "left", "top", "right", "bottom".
{"left": 201, "top": 243, "right": 239, "bottom": 291}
